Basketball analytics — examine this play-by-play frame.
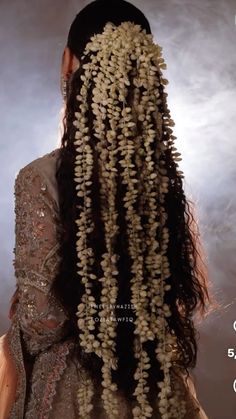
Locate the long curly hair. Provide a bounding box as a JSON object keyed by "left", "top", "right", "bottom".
{"left": 52, "top": 0, "right": 215, "bottom": 412}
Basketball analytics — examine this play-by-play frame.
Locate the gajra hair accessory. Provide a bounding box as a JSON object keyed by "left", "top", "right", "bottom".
{"left": 73, "top": 21, "right": 185, "bottom": 419}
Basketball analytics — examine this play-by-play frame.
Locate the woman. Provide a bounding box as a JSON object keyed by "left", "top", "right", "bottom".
{"left": 0, "top": 0, "right": 214, "bottom": 417}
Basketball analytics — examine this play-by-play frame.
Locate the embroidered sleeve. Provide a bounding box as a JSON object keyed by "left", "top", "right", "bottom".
{"left": 13, "top": 164, "right": 69, "bottom": 356}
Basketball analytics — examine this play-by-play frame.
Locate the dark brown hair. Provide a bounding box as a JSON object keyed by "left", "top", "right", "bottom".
{"left": 52, "top": 0, "right": 214, "bottom": 411}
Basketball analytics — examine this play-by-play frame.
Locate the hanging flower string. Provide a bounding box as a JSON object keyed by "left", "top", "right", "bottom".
{"left": 73, "top": 21, "right": 186, "bottom": 419}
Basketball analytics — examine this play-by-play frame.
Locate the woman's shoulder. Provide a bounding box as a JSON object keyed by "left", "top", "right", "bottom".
{"left": 18, "top": 148, "right": 60, "bottom": 176}
{"left": 16, "top": 148, "right": 61, "bottom": 208}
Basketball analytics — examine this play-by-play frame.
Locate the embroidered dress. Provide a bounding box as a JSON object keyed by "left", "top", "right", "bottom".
{"left": 0, "top": 149, "right": 209, "bottom": 419}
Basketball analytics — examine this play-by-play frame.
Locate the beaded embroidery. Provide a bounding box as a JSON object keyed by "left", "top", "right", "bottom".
{"left": 6, "top": 150, "right": 207, "bottom": 418}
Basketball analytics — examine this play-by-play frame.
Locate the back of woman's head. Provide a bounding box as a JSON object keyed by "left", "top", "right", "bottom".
{"left": 53, "top": 1, "right": 214, "bottom": 418}
{"left": 67, "top": 0, "right": 152, "bottom": 59}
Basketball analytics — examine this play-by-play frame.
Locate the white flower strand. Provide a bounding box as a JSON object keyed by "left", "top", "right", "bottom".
{"left": 107, "top": 44, "right": 155, "bottom": 418}
{"left": 137, "top": 75, "right": 173, "bottom": 417}
{"left": 77, "top": 373, "right": 94, "bottom": 418}
{"left": 125, "top": 38, "right": 178, "bottom": 417}
{"left": 81, "top": 37, "right": 135, "bottom": 417}
{"left": 91, "top": 56, "right": 120, "bottom": 416}
{"left": 73, "top": 21, "right": 187, "bottom": 418}
{"left": 151, "top": 67, "right": 187, "bottom": 418}
{"left": 74, "top": 66, "right": 100, "bottom": 414}
{"left": 130, "top": 59, "right": 170, "bottom": 417}
{"left": 137, "top": 49, "right": 186, "bottom": 418}
{"left": 117, "top": 82, "right": 153, "bottom": 417}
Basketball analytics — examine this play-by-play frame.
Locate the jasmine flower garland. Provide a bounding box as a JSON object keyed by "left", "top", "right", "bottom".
{"left": 73, "top": 21, "right": 186, "bottom": 419}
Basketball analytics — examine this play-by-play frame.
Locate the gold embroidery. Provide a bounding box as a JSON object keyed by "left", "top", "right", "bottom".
{"left": 7, "top": 150, "right": 207, "bottom": 418}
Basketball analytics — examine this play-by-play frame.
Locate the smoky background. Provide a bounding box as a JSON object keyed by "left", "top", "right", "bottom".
{"left": 0, "top": 1, "right": 235, "bottom": 417}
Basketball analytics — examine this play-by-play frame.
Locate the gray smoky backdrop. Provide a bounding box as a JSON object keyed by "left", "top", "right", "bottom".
{"left": 0, "top": 0, "right": 235, "bottom": 417}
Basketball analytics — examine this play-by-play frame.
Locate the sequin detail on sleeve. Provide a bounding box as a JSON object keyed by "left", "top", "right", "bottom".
{"left": 13, "top": 164, "right": 69, "bottom": 355}
{"left": 6, "top": 158, "right": 209, "bottom": 419}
